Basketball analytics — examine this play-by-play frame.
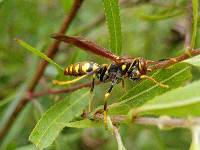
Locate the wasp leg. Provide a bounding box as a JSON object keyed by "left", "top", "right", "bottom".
{"left": 53, "top": 71, "right": 94, "bottom": 85}
{"left": 103, "top": 78, "right": 118, "bottom": 128}
{"left": 89, "top": 75, "right": 95, "bottom": 112}
{"left": 141, "top": 75, "right": 169, "bottom": 88}
{"left": 121, "top": 79, "right": 126, "bottom": 93}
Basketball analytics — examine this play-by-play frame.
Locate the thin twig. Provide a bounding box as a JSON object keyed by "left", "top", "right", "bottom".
{"left": 113, "top": 125, "right": 126, "bottom": 149}
{"left": 30, "top": 81, "right": 101, "bottom": 99}
{"left": 134, "top": 117, "right": 200, "bottom": 128}
{"left": 0, "top": 0, "right": 84, "bottom": 139}
{"left": 94, "top": 114, "right": 200, "bottom": 129}
{"left": 149, "top": 48, "right": 200, "bottom": 71}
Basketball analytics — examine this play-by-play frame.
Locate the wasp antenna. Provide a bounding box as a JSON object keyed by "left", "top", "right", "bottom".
{"left": 141, "top": 75, "right": 169, "bottom": 88}
{"left": 52, "top": 73, "right": 91, "bottom": 85}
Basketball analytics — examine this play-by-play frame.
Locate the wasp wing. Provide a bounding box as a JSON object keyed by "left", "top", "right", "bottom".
{"left": 51, "top": 33, "right": 122, "bottom": 63}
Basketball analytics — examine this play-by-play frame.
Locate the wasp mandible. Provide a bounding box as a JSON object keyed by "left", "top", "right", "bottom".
{"left": 52, "top": 33, "right": 168, "bottom": 128}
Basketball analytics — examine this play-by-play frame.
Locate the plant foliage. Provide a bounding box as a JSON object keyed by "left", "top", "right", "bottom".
{"left": 0, "top": 1, "right": 200, "bottom": 150}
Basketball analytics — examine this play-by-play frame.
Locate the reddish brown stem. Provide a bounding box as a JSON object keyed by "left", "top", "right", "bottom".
{"left": 30, "top": 81, "right": 101, "bottom": 99}
{"left": 149, "top": 49, "right": 200, "bottom": 71}
{"left": 0, "top": 0, "right": 84, "bottom": 139}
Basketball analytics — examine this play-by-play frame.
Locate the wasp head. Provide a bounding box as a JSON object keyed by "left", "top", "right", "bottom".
{"left": 128, "top": 58, "right": 147, "bottom": 80}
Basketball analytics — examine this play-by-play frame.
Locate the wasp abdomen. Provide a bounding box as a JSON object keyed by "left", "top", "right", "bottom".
{"left": 64, "top": 62, "right": 100, "bottom": 76}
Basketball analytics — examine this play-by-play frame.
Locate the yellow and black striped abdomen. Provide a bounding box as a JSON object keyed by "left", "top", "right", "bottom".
{"left": 64, "top": 62, "right": 100, "bottom": 76}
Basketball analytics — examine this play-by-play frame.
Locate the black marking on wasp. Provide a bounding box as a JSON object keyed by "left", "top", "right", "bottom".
{"left": 52, "top": 33, "right": 169, "bottom": 128}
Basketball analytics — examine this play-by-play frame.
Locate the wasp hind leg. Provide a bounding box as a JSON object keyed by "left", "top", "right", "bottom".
{"left": 121, "top": 79, "right": 126, "bottom": 93}
{"left": 89, "top": 75, "right": 95, "bottom": 112}
{"left": 53, "top": 71, "right": 95, "bottom": 85}
{"left": 103, "top": 78, "right": 118, "bottom": 129}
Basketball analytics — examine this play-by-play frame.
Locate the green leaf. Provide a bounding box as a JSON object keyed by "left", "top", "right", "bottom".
{"left": 64, "top": 119, "right": 102, "bottom": 128}
{"left": 102, "top": 0, "right": 122, "bottom": 55}
{"left": 16, "top": 39, "right": 64, "bottom": 72}
{"left": 191, "top": 0, "right": 199, "bottom": 48}
{"left": 29, "top": 89, "right": 89, "bottom": 150}
{"left": 135, "top": 80, "right": 200, "bottom": 117}
{"left": 109, "top": 63, "right": 192, "bottom": 114}
{"left": 184, "top": 55, "right": 200, "bottom": 67}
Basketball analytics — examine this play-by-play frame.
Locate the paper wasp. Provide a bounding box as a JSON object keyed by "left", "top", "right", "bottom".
{"left": 51, "top": 33, "right": 168, "bottom": 128}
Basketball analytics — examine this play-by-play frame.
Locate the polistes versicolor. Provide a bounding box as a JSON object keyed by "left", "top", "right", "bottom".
{"left": 51, "top": 33, "right": 168, "bottom": 128}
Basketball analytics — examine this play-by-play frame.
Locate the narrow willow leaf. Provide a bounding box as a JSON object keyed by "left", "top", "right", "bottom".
{"left": 63, "top": 119, "right": 102, "bottom": 128}
{"left": 184, "top": 55, "right": 200, "bottom": 67}
{"left": 102, "top": 0, "right": 122, "bottom": 55}
{"left": 16, "top": 39, "right": 63, "bottom": 72}
{"left": 190, "top": 126, "right": 200, "bottom": 150}
{"left": 191, "top": 0, "right": 199, "bottom": 48}
{"left": 136, "top": 80, "right": 200, "bottom": 117}
{"left": 109, "top": 63, "right": 192, "bottom": 114}
{"left": 29, "top": 89, "right": 89, "bottom": 150}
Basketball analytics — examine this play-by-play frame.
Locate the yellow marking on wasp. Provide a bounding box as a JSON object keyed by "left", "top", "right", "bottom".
{"left": 128, "top": 62, "right": 134, "bottom": 71}
{"left": 105, "top": 93, "right": 110, "bottom": 99}
{"left": 116, "top": 56, "right": 120, "bottom": 60}
{"left": 93, "top": 63, "right": 99, "bottom": 71}
{"left": 122, "top": 64, "right": 126, "bottom": 70}
{"left": 104, "top": 111, "right": 107, "bottom": 128}
{"left": 65, "top": 68, "right": 68, "bottom": 73}
{"left": 82, "top": 63, "right": 90, "bottom": 73}
{"left": 75, "top": 64, "right": 79, "bottom": 73}
{"left": 138, "top": 62, "right": 142, "bottom": 71}
{"left": 69, "top": 66, "right": 73, "bottom": 73}
{"left": 105, "top": 64, "right": 111, "bottom": 74}
{"left": 102, "top": 64, "right": 108, "bottom": 68}
{"left": 53, "top": 74, "right": 90, "bottom": 85}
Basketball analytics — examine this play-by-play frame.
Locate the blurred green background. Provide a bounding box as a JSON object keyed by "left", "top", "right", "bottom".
{"left": 0, "top": 0, "right": 199, "bottom": 149}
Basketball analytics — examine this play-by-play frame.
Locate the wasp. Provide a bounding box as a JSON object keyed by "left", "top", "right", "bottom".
{"left": 52, "top": 33, "right": 168, "bottom": 128}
